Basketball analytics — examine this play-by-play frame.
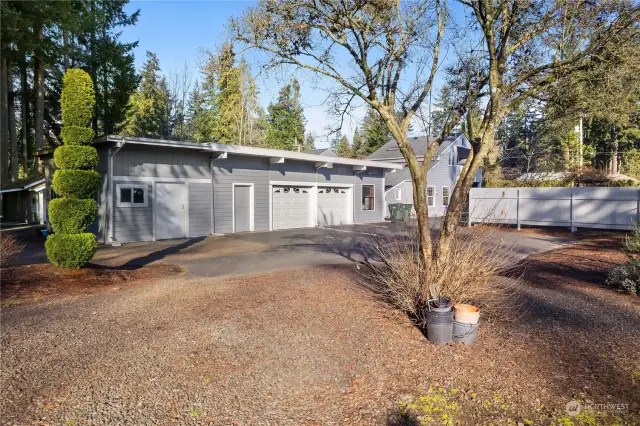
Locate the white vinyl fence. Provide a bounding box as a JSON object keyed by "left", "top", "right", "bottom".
{"left": 469, "top": 187, "right": 640, "bottom": 231}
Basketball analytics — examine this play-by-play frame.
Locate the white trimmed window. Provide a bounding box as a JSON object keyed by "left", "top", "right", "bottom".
{"left": 362, "top": 185, "right": 375, "bottom": 210}
{"left": 117, "top": 184, "right": 148, "bottom": 207}
{"left": 427, "top": 186, "right": 435, "bottom": 207}
{"left": 395, "top": 187, "right": 402, "bottom": 201}
{"left": 442, "top": 186, "right": 450, "bottom": 206}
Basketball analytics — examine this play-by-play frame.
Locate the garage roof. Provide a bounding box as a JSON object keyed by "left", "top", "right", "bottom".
{"left": 96, "top": 135, "right": 403, "bottom": 170}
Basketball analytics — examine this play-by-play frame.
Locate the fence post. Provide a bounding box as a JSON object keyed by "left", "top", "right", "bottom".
{"left": 637, "top": 189, "right": 640, "bottom": 225}
{"left": 516, "top": 189, "right": 521, "bottom": 231}
{"left": 570, "top": 190, "right": 576, "bottom": 233}
{"left": 468, "top": 190, "right": 472, "bottom": 227}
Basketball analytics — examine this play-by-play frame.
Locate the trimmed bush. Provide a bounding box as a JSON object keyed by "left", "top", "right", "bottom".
{"left": 47, "top": 68, "right": 98, "bottom": 269}
{"left": 54, "top": 145, "right": 99, "bottom": 170}
{"left": 60, "top": 125, "right": 95, "bottom": 146}
{"left": 606, "top": 260, "right": 640, "bottom": 295}
{"left": 45, "top": 233, "right": 97, "bottom": 268}
{"left": 48, "top": 198, "right": 98, "bottom": 234}
{"left": 61, "top": 69, "right": 96, "bottom": 128}
{"left": 52, "top": 169, "right": 101, "bottom": 199}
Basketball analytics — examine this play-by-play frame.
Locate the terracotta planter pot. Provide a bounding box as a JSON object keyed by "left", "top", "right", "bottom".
{"left": 454, "top": 304, "right": 480, "bottom": 324}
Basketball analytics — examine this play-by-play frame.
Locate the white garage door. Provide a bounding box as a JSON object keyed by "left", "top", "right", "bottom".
{"left": 272, "top": 186, "right": 310, "bottom": 230}
{"left": 317, "top": 187, "right": 350, "bottom": 226}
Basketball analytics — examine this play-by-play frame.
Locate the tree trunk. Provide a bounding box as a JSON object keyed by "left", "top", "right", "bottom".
{"left": 437, "top": 129, "right": 495, "bottom": 262}
{"left": 34, "top": 24, "right": 45, "bottom": 154}
{"left": 90, "top": 0, "right": 98, "bottom": 133}
{"left": 63, "top": 30, "right": 70, "bottom": 71}
{"left": 0, "top": 46, "right": 9, "bottom": 185}
{"left": 7, "top": 59, "right": 19, "bottom": 181}
{"left": 378, "top": 109, "right": 433, "bottom": 275}
{"left": 20, "top": 59, "right": 29, "bottom": 175}
{"left": 610, "top": 125, "right": 619, "bottom": 175}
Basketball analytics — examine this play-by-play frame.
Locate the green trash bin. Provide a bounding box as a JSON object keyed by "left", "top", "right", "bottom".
{"left": 400, "top": 203, "right": 413, "bottom": 219}
{"left": 388, "top": 203, "right": 401, "bottom": 220}
{"left": 389, "top": 203, "right": 412, "bottom": 220}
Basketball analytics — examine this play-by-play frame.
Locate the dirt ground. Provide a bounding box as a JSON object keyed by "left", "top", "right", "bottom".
{"left": 1, "top": 263, "right": 183, "bottom": 307}
{"left": 1, "top": 232, "right": 639, "bottom": 425}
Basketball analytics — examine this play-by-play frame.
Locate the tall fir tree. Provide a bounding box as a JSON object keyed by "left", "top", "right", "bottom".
{"left": 359, "top": 108, "right": 390, "bottom": 156}
{"left": 331, "top": 134, "right": 352, "bottom": 157}
{"left": 120, "top": 51, "right": 170, "bottom": 138}
{"left": 265, "top": 78, "right": 305, "bottom": 150}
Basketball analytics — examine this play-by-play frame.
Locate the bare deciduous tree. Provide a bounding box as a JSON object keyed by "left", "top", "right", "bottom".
{"left": 231, "top": 0, "right": 639, "bottom": 298}
{"left": 232, "top": 0, "right": 447, "bottom": 273}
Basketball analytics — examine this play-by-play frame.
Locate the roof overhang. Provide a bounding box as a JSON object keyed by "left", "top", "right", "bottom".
{"left": 0, "top": 177, "right": 46, "bottom": 194}
{"left": 97, "top": 135, "right": 403, "bottom": 171}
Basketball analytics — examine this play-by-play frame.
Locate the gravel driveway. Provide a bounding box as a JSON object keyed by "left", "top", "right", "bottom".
{"left": 2, "top": 258, "right": 640, "bottom": 425}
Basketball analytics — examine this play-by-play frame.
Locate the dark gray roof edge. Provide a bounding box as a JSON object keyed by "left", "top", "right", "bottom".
{"left": 99, "top": 135, "right": 403, "bottom": 170}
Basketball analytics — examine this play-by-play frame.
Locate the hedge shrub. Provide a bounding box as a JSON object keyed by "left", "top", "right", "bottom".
{"left": 45, "top": 233, "right": 97, "bottom": 268}
{"left": 60, "top": 125, "right": 95, "bottom": 146}
{"left": 52, "top": 169, "right": 101, "bottom": 199}
{"left": 54, "top": 145, "right": 99, "bottom": 170}
{"left": 60, "top": 69, "right": 96, "bottom": 128}
{"left": 48, "top": 198, "right": 98, "bottom": 234}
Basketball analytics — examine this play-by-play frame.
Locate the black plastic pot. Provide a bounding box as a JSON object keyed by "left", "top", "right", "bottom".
{"left": 425, "top": 308, "right": 454, "bottom": 345}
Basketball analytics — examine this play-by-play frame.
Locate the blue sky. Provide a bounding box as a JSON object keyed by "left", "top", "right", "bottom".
{"left": 121, "top": 1, "right": 458, "bottom": 148}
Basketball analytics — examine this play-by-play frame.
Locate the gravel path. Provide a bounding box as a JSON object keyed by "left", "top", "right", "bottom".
{"left": 2, "top": 258, "right": 639, "bottom": 424}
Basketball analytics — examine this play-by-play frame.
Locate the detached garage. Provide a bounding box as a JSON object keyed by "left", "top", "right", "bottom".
{"left": 91, "top": 136, "right": 401, "bottom": 243}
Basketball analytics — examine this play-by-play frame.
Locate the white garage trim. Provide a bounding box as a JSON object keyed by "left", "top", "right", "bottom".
{"left": 232, "top": 183, "right": 255, "bottom": 232}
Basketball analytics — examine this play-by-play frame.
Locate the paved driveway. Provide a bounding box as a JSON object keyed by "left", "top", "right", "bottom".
{"left": 176, "top": 222, "right": 574, "bottom": 278}
{"left": 8, "top": 221, "right": 574, "bottom": 276}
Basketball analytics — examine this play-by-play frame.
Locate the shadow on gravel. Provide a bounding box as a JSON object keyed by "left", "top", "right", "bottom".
{"left": 119, "top": 237, "right": 207, "bottom": 269}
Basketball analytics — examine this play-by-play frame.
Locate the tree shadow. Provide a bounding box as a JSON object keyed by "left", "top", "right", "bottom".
{"left": 111, "top": 237, "right": 207, "bottom": 269}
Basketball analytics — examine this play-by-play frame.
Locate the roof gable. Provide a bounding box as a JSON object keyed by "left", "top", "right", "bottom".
{"left": 367, "top": 133, "right": 463, "bottom": 161}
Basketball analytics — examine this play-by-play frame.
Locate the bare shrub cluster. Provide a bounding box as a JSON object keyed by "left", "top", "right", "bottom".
{"left": 624, "top": 220, "right": 640, "bottom": 254}
{"left": 0, "top": 234, "right": 25, "bottom": 267}
{"left": 363, "top": 222, "right": 517, "bottom": 327}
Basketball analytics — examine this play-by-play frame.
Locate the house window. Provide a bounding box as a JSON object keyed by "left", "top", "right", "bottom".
{"left": 362, "top": 185, "right": 375, "bottom": 210}
{"left": 395, "top": 188, "right": 402, "bottom": 201}
{"left": 427, "top": 186, "right": 435, "bottom": 207}
{"left": 449, "top": 150, "right": 456, "bottom": 166}
{"left": 117, "top": 184, "right": 148, "bottom": 207}
{"left": 442, "top": 186, "right": 450, "bottom": 206}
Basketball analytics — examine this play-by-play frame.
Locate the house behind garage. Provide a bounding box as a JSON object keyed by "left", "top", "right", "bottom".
{"left": 367, "top": 133, "right": 483, "bottom": 217}
{"left": 92, "top": 136, "right": 401, "bottom": 243}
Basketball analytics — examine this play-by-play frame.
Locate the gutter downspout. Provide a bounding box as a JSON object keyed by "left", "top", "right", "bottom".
{"left": 109, "top": 137, "right": 126, "bottom": 245}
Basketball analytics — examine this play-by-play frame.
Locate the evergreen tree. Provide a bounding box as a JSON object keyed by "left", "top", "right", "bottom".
{"left": 359, "top": 108, "right": 390, "bottom": 156}
{"left": 46, "top": 69, "right": 99, "bottom": 268}
{"left": 351, "top": 128, "right": 364, "bottom": 158}
{"left": 303, "top": 133, "right": 316, "bottom": 151}
{"left": 331, "top": 134, "right": 352, "bottom": 157}
{"left": 265, "top": 78, "right": 305, "bottom": 150}
{"left": 120, "top": 51, "right": 170, "bottom": 138}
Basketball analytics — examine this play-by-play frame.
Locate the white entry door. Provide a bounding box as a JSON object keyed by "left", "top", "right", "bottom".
{"left": 272, "top": 186, "right": 310, "bottom": 230}
{"left": 317, "top": 187, "right": 350, "bottom": 226}
{"left": 156, "top": 182, "right": 187, "bottom": 240}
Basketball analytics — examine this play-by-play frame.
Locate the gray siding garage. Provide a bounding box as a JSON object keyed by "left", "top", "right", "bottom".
{"left": 93, "top": 136, "right": 401, "bottom": 244}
